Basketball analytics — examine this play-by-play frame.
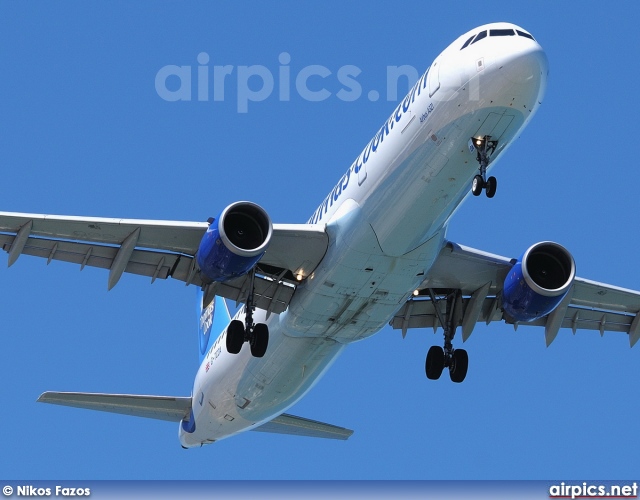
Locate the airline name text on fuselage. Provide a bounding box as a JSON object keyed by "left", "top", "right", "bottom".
{"left": 308, "top": 66, "right": 433, "bottom": 224}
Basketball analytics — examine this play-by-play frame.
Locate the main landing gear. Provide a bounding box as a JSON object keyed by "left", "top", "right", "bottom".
{"left": 424, "top": 289, "right": 468, "bottom": 383}
{"left": 226, "top": 270, "right": 269, "bottom": 358}
{"left": 470, "top": 136, "right": 498, "bottom": 198}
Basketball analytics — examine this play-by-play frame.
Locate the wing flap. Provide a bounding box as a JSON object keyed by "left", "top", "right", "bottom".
{"left": 392, "top": 295, "right": 503, "bottom": 331}
{"left": 207, "top": 273, "right": 295, "bottom": 315}
{"left": 253, "top": 413, "right": 353, "bottom": 440}
{"left": 392, "top": 295, "right": 636, "bottom": 336}
{"left": 37, "top": 391, "right": 191, "bottom": 422}
{"left": 0, "top": 234, "right": 188, "bottom": 282}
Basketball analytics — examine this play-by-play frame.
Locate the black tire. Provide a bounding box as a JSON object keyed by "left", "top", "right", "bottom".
{"left": 226, "top": 320, "right": 245, "bottom": 354}
{"left": 472, "top": 175, "right": 484, "bottom": 196}
{"left": 449, "top": 349, "right": 468, "bottom": 383}
{"left": 485, "top": 176, "right": 497, "bottom": 198}
{"left": 251, "top": 323, "right": 269, "bottom": 358}
{"left": 425, "top": 345, "right": 445, "bottom": 380}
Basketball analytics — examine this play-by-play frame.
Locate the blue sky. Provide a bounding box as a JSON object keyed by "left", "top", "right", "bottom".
{"left": 1, "top": 1, "right": 639, "bottom": 480}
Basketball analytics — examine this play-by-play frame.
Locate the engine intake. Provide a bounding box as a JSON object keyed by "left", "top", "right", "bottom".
{"left": 197, "top": 201, "right": 273, "bottom": 282}
{"left": 502, "top": 241, "right": 575, "bottom": 322}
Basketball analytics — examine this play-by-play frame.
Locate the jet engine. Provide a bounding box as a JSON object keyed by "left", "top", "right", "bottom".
{"left": 502, "top": 241, "right": 575, "bottom": 322}
{"left": 197, "top": 201, "right": 272, "bottom": 282}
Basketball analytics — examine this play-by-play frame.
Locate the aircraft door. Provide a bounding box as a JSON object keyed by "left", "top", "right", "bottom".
{"left": 428, "top": 57, "right": 441, "bottom": 97}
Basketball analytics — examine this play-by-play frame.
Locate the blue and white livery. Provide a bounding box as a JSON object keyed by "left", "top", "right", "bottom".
{"left": 3, "top": 23, "right": 640, "bottom": 446}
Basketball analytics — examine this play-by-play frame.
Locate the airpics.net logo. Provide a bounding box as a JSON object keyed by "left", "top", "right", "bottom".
{"left": 154, "top": 51, "right": 425, "bottom": 113}
{"left": 549, "top": 482, "right": 638, "bottom": 499}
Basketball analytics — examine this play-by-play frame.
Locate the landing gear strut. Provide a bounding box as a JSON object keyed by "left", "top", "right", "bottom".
{"left": 470, "top": 136, "right": 498, "bottom": 198}
{"left": 424, "top": 289, "right": 468, "bottom": 383}
{"left": 225, "top": 269, "right": 269, "bottom": 358}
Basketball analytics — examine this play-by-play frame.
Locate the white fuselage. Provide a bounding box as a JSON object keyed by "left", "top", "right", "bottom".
{"left": 180, "top": 22, "right": 548, "bottom": 447}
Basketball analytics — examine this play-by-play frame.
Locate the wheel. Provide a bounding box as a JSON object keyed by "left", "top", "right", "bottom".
{"left": 226, "top": 320, "right": 245, "bottom": 354}
{"left": 485, "top": 176, "right": 497, "bottom": 198}
{"left": 250, "top": 323, "right": 269, "bottom": 358}
{"left": 471, "top": 175, "right": 484, "bottom": 196}
{"left": 449, "top": 349, "right": 468, "bottom": 383}
{"left": 425, "top": 345, "right": 445, "bottom": 380}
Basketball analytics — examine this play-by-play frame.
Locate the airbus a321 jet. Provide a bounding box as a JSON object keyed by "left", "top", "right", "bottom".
{"left": 2, "top": 23, "right": 639, "bottom": 446}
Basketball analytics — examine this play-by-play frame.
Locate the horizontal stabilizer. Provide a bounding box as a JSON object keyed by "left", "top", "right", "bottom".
{"left": 254, "top": 413, "right": 354, "bottom": 440}
{"left": 38, "top": 391, "right": 354, "bottom": 440}
{"left": 37, "top": 391, "right": 191, "bottom": 422}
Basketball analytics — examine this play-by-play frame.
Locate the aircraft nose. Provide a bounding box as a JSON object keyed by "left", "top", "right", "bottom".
{"left": 501, "top": 43, "right": 548, "bottom": 86}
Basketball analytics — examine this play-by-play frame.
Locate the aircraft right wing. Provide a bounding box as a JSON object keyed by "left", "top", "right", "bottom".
{"left": 0, "top": 211, "right": 329, "bottom": 314}
{"left": 38, "top": 391, "right": 353, "bottom": 440}
{"left": 390, "top": 241, "right": 640, "bottom": 347}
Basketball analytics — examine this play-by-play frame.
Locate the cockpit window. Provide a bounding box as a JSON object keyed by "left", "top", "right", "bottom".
{"left": 461, "top": 28, "right": 530, "bottom": 50}
{"left": 471, "top": 30, "right": 487, "bottom": 45}
{"left": 490, "top": 28, "right": 515, "bottom": 37}
{"left": 516, "top": 29, "right": 535, "bottom": 41}
{"left": 460, "top": 35, "right": 475, "bottom": 50}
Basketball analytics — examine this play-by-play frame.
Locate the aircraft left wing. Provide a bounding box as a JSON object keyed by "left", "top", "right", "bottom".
{"left": 391, "top": 241, "right": 640, "bottom": 347}
{"left": 38, "top": 392, "right": 353, "bottom": 440}
{"left": 0, "top": 211, "right": 328, "bottom": 314}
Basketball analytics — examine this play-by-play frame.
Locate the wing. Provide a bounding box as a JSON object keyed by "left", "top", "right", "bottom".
{"left": 38, "top": 392, "right": 353, "bottom": 440}
{"left": 390, "top": 241, "right": 640, "bottom": 347}
{"left": 0, "top": 211, "right": 328, "bottom": 314}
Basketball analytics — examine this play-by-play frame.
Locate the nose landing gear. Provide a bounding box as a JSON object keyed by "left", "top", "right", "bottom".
{"left": 470, "top": 136, "right": 498, "bottom": 198}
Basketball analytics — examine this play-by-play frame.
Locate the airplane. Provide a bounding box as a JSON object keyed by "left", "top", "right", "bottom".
{"left": 2, "top": 21, "right": 640, "bottom": 447}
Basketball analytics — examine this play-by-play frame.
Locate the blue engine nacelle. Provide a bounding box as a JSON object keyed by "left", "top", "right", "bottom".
{"left": 502, "top": 242, "right": 575, "bottom": 322}
{"left": 197, "top": 201, "right": 273, "bottom": 282}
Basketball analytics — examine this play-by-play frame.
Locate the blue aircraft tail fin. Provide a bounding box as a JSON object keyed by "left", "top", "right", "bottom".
{"left": 197, "top": 290, "right": 231, "bottom": 364}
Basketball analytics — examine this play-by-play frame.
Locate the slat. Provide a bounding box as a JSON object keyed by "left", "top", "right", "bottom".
{"left": 572, "top": 278, "right": 640, "bottom": 314}
{"left": 0, "top": 211, "right": 208, "bottom": 254}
